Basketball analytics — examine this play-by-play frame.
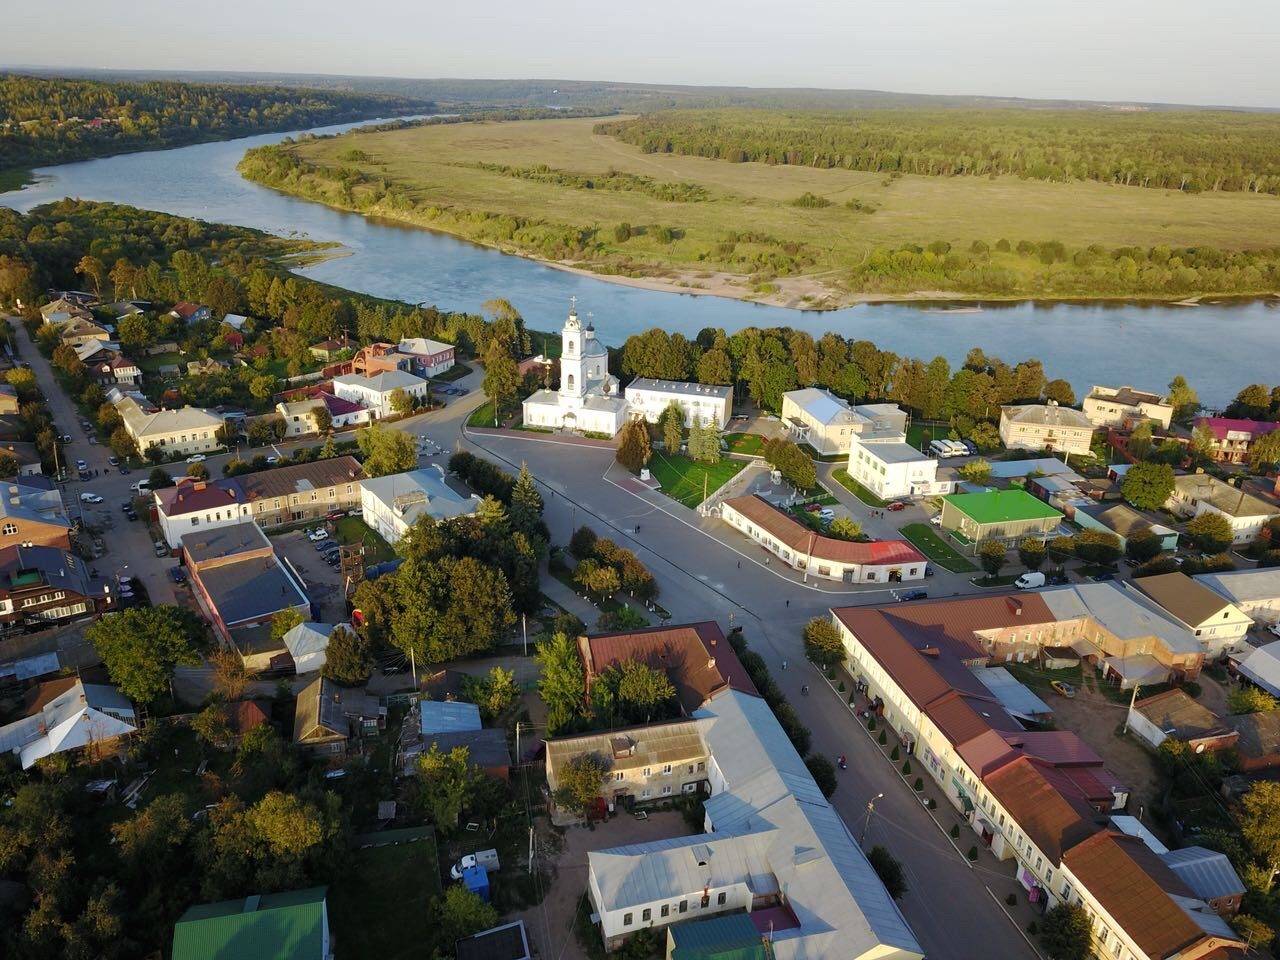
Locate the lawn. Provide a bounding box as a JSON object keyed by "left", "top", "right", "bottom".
{"left": 899, "top": 523, "right": 978, "bottom": 573}
{"left": 256, "top": 115, "right": 1280, "bottom": 307}
{"left": 329, "top": 833, "right": 441, "bottom": 960}
{"left": 466, "top": 399, "right": 500, "bottom": 428}
{"left": 134, "top": 351, "right": 185, "bottom": 374}
{"left": 649, "top": 452, "right": 746, "bottom": 508}
{"left": 430, "top": 361, "right": 472, "bottom": 382}
{"left": 724, "top": 432, "right": 764, "bottom": 456}
{"left": 905, "top": 422, "right": 946, "bottom": 450}
{"left": 335, "top": 515, "right": 396, "bottom": 566}
{"left": 831, "top": 468, "right": 888, "bottom": 507}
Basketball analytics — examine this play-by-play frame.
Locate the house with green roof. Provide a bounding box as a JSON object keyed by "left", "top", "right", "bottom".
{"left": 667, "top": 912, "right": 770, "bottom": 960}
{"left": 171, "top": 887, "right": 330, "bottom": 960}
{"left": 939, "top": 489, "right": 1063, "bottom": 552}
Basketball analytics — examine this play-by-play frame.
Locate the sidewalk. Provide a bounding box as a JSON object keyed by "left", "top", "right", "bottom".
{"left": 540, "top": 563, "right": 604, "bottom": 627}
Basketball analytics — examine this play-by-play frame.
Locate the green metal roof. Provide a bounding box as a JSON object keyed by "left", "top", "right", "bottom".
{"left": 669, "top": 913, "right": 768, "bottom": 960}
{"left": 943, "top": 489, "right": 1063, "bottom": 525}
{"left": 172, "top": 887, "right": 327, "bottom": 960}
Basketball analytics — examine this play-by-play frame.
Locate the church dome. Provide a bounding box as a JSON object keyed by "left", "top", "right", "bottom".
{"left": 582, "top": 337, "right": 608, "bottom": 358}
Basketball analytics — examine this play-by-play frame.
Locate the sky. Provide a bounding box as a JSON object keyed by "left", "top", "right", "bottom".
{"left": 5, "top": 0, "right": 1279, "bottom": 108}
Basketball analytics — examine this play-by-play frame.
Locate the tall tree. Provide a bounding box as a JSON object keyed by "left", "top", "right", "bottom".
{"left": 1121, "top": 462, "right": 1175, "bottom": 511}
{"left": 536, "top": 631, "right": 587, "bottom": 735}
{"left": 1167, "top": 375, "right": 1199, "bottom": 422}
{"left": 322, "top": 625, "right": 373, "bottom": 686}
{"left": 481, "top": 339, "right": 521, "bottom": 414}
{"left": 417, "top": 744, "right": 477, "bottom": 829}
{"left": 85, "top": 606, "right": 204, "bottom": 703}
{"left": 615, "top": 417, "right": 652, "bottom": 473}
{"left": 356, "top": 423, "right": 417, "bottom": 477}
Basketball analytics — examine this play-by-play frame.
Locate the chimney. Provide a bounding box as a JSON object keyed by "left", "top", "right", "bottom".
{"left": 1006, "top": 597, "right": 1023, "bottom": 616}
{"left": 708, "top": 657, "right": 716, "bottom": 670}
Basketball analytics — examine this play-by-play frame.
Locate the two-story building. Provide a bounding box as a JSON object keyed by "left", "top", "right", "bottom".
{"left": 1193, "top": 417, "right": 1280, "bottom": 465}
{"left": 938, "top": 489, "right": 1063, "bottom": 550}
{"left": 360, "top": 466, "right": 477, "bottom": 544}
{"left": 1083, "top": 386, "right": 1174, "bottom": 430}
{"left": 0, "top": 477, "right": 72, "bottom": 550}
{"left": 999, "top": 401, "right": 1096, "bottom": 456}
{"left": 1166, "top": 473, "right": 1280, "bottom": 545}
{"left": 1130, "top": 572, "right": 1253, "bottom": 660}
{"left": 113, "top": 391, "right": 223, "bottom": 459}
{"left": 397, "top": 337, "right": 456, "bottom": 377}
{"left": 780, "top": 388, "right": 906, "bottom": 457}
{"left": 623, "top": 378, "right": 733, "bottom": 430}
{"left": 331, "top": 370, "right": 430, "bottom": 419}
{"left": 0, "top": 544, "right": 115, "bottom": 627}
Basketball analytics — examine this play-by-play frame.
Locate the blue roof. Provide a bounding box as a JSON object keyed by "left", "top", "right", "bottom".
{"left": 419, "top": 699, "right": 481, "bottom": 735}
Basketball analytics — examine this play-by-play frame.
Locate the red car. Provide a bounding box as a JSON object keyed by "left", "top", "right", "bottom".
{"left": 324, "top": 511, "right": 345, "bottom": 521}
{"left": 887, "top": 501, "right": 908, "bottom": 512}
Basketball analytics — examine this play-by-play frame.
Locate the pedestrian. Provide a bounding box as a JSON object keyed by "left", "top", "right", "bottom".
{"left": 737, "top": 560, "right": 741, "bottom": 568}
{"left": 785, "top": 599, "right": 790, "bottom": 607}
{"left": 782, "top": 659, "right": 788, "bottom": 670}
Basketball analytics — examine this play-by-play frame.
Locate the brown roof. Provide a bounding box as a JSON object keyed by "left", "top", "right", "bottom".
{"left": 578, "top": 621, "right": 757, "bottom": 714}
{"left": 1063, "top": 832, "right": 1208, "bottom": 959}
{"left": 724, "top": 495, "right": 926, "bottom": 567}
{"left": 1134, "top": 689, "right": 1235, "bottom": 743}
{"left": 1225, "top": 711, "right": 1280, "bottom": 759}
{"left": 982, "top": 756, "right": 1102, "bottom": 862}
{"left": 1132, "top": 573, "right": 1232, "bottom": 627}
{"left": 22, "top": 676, "right": 79, "bottom": 716}
{"left": 226, "top": 700, "right": 270, "bottom": 735}
{"left": 236, "top": 455, "right": 365, "bottom": 502}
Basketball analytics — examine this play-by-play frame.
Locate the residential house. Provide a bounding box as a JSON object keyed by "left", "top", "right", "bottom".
{"left": 0, "top": 415, "right": 25, "bottom": 441}
{"left": 1124, "top": 689, "right": 1238, "bottom": 752}
{"left": 169, "top": 302, "right": 212, "bottom": 325}
{"left": 91, "top": 354, "right": 142, "bottom": 387}
{"left": 456, "top": 920, "right": 533, "bottom": 960}
{"left": 113, "top": 392, "right": 223, "bottom": 458}
{"left": 938, "top": 489, "right": 1063, "bottom": 550}
{"left": 1073, "top": 502, "right": 1179, "bottom": 553}
{"left": 281, "top": 621, "right": 346, "bottom": 674}
{"left": 155, "top": 457, "right": 364, "bottom": 548}
{"left": 100, "top": 300, "right": 148, "bottom": 320}
{"left": 780, "top": 388, "right": 907, "bottom": 457}
{"left": 350, "top": 341, "right": 412, "bottom": 376}
{"left": 1083, "top": 386, "right": 1174, "bottom": 430}
{"left": 1130, "top": 573, "right": 1253, "bottom": 659}
{"left": 0, "top": 544, "right": 115, "bottom": 626}
{"left": 999, "top": 402, "right": 1096, "bottom": 456}
{"left": 623, "top": 378, "right": 734, "bottom": 430}
{"left": 332, "top": 369, "right": 429, "bottom": 418}
{"left": 40, "top": 297, "right": 93, "bottom": 326}
{"left": 221, "top": 313, "right": 249, "bottom": 333}
{"left": 308, "top": 336, "right": 357, "bottom": 361}
{"left": 1166, "top": 473, "right": 1280, "bottom": 545}
{"left": 0, "top": 384, "right": 18, "bottom": 415}
{"left": 0, "top": 478, "right": 72, "bottom": 550}
{"left": 720, "top": 494, "right": 927, "bottom": 583}
{"left": 0, "top": 441, "right": 43, "bottom": 477}
{"left": 0, "top": 677, "right": 137, "bottom": 769}
{"left": 1196, "top": 568, "right": 1280, "bottom": 627}
{"left": 397, "top": 337, "right": 456, "bottom": 377}
{"left": 171, "top": 887, "right": 330, "bottom": 960}
{"left": 1159, "top": 847, "right": 1246, "bottom": 917}
{"left": 409, "top": 727, "right": 512, "bottom": 782}
{"left": 181, "top": 521, "right": 309, "bottom": 647}
{"left": 276, "top": 393, "right": 370, "bottom": 436}
{"left": 186, "top": 357, "right": 226, "bottom": 377}
{"left": 579, "top": 687, "right": 924, "bottom": 959}
{"left": 1193, "top": 417, "right": 1280, "bottom": 465}
{"left": 419, "top": 699, "right": 482, "bottom": 735}
{"left": 360, "top": 466, "right": 477, "bottom": 544}
{"left": 1224, "top": 710, "right": 1280, "bottom": 772}
{"left": 1231, "top": 641, "right": 1280, "bottom": 698}
{"left": 293, "top": 675, "right": 383, "bottom": 756}
{"left": 56, "top": 316, "right": 112, "bottom": 348}
{"left": 575, "top": 621, "right": 758, "bottom": 717}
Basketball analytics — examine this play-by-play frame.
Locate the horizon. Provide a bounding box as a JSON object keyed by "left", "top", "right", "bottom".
{"left": 3, "top": 0, "right": 1278, "bottom": 110}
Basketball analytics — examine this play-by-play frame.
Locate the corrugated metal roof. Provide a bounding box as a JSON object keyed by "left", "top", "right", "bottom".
{"left": 1160, "top": 847, "right": 1246, "bottom": 901}
{"left": 970, "top": 666, "right": 1053, "bottom": 719}
{"left": 172, "top": 887, "right": 327, "bottom": 960}
{"left": 1197, "top": 568, "right": 1280, "bottom": 606}
{"left": 419, "top": 699, "right": 481, "bottom": 735}
{"left": 982, "top": 757, "right": 1102, "bottom": 862}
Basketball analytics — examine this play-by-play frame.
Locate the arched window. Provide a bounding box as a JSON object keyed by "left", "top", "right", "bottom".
{"left": 567, "top": 374, "right": 575, "bottom": 391}
{"left": 566, "top": 341, "right": 574, "bottom": 355}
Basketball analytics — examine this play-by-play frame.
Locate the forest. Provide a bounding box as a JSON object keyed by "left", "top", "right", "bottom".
{"left": 597, "top": 108, "right": 1280, "bottom": 195}
{"left": 0, "top": 73, "right": 428, "bottom": 171}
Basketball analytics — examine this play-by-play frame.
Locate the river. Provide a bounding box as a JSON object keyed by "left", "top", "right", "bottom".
{"left": 3, "top": 116, "right": 1277, "bottom": 408}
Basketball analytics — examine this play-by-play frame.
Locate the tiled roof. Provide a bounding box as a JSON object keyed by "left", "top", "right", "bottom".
{"left": 1063, "top": 832, "right": 1207, "bottom": 959}
{"left": 236, "top": 456, "right": 364, "bottom": 502}
{"left": 579, "top": 621, "right": 757, "bottom": 714}
{"left": 723, "top": 495, "right": 926, "bottom": 567}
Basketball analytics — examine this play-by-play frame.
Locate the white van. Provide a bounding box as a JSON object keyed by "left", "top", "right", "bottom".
{"left": 943, "top": 440, "right": 969, "bottom": 458}
{"left": 1014, "top": 571, "right": 1046, "bottom": 590}
{"left": 131, "top": 479, "right": 153, "bottom": 494}
{"left": 928, "top": 440, "right": 951, "bottom": 458}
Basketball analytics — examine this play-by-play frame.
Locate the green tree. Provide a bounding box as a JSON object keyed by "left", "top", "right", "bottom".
{"left": 249, "top": 374, "right": 277, "bottom": 399}
{"left": 1074, "top": 529, "right": 1122, "bottom": 565}
{"left": 696, "top": 347, "right": 734, "bottom": 386}
{"left": 1121, "top": 461, "right": 1175, "bottom": 510}
{"left": 1167, "top": 375, "right": 1199, "bottom": 422}
{"left": 109, "top": 426, "right": 139, "bottom": 461}
{"left": 804, "top": 617, "right": 846, "bottom": 669}
{"left": 508, "top": 464, "right": 546, "bottom": 544}
{"left": 75, "top": 254, "right": 105, "bottom": 296}
{"left": 246, "top": 791, "right": 326, "bottom": 857}
{"left": 85, "top": 606, "right": 204, "bottom": 703}
{"left": 1040, "top": 902, "right": 1092, "bottom": 960}
{"left": 5, "top": 367, "right": 39, "bottom": 401}
{"left": 392, "top": 555, "right": 516, "bottom": 664}
{"left": 554, "top": 752, "right": 610, "bottom": 815}
{"left": 659, "top": 401, "right": 684, "bottom": 453}
{"left": 1241, "top": 781, "right": 1280, "bottom": 890}
{"left": 1125, "top": 529, "right": 1164, "bottom": 564}
{"left": 312, "top": 404, "right": 333, "bottom": 435}
{"left": 977, "top": 540, "right": 1007, "bottom": 578}
{"left": 322, "top": 625, "right": 373, "bottom": 686}
{"left": 1248, "top": 430, "right": 1280, "bottom": 471}
{"left": 1227, "top": 687, "right": 1278, "bottom": 715}
{"left": 1017, "top": 538, "right": 1046, "bottom": 571}
{"left": 536, "top": 631, "right": 587, "bottom": 735}
{"left": 958, "top": 459, "right": 992, "bottom": 484}
{"left": 191, "top": 703, "right": 234, "bottom": 745}
{"left": 687, "top": 418, "right": 721, "bottom": 465}
{"left": 439, "top": 885, "right": 500, "bottom": 946}
{"left": 614, "top": 659, "right": 676, "bottom": 720}
{"left": 356, "top": 423, "right": 417, "bottom": 477}
{"left": 805, "top": 755, "right": 838, "bottom": 798}
{"left": 615, "top": 417, "right": 652, "bottom": 473}
{"left": 418, "top": 744, "right": 477, "bottom": 829}
{"left": 462, "top": 666, "right": 520, "bottom": 722}
{"left": 1186, "top": 511, "right": 1235, "bottom": 553}
{"left": 1188, "top": 421, "right": 1217, "bottom": 463}
{"left": 828, "top": 516, "right": 862, "bottom": 541}
{"left": 389, "top": 387, "right": 415, "bottom": 417}
{"left": 270, "top": 608, "right": 304, "bottom": 645}
{"left": 868, "top": 846, "right": 908, "bottom": 899}
{"left": 1128, "top": 420, "right": 1154, "bottom": 460}
{"left": 481, "top": 340, "right": 521, "bottom": 413}
{"left": 762, "top": 437, "right": 815, "bottom": 490}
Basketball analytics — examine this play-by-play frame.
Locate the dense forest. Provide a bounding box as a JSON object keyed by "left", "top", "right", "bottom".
{"left": 0, "top": 73, "right": 429, "bottom": 171}
{"left": 597, "top": 109, "right": 1280, "bottom": 195}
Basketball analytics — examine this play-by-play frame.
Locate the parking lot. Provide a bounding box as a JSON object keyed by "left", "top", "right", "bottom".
{"left": 271, "top": 526, "right": 348, "bottom": 622}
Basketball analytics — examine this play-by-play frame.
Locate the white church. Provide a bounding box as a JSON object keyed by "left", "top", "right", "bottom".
{"left": 521, "top": 304, "right": 734, "bottom": 437}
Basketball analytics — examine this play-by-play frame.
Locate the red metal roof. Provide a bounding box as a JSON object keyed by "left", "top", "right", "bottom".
{"left": 982, "top": 756, "right": 1102, "bottom": 863}
{"left": 1195, "top": 416, "right": 1280, "bottom": 441}
{"left": 724, "top": 495, "right": 925, "bottom": 567}
{"left": 156, "top": 479, "right": 246, "bottom": 518}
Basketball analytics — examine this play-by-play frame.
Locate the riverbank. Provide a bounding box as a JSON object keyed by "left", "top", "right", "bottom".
{"left": 0, "top": 168, "right": 35, "bottom": 193}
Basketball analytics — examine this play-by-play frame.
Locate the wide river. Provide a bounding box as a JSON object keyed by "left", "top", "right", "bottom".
{"left": 3, "top": 117, "right": 1277, "bottom": 407}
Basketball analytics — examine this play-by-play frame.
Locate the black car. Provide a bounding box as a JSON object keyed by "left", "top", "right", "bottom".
{"left": 897, "top": 589, "right": 928, "bottom": 602}
{"left": 1090, "top": 570, "right": 1116, "bottom": 582}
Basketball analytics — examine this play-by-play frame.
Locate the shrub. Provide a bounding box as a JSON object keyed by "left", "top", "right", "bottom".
{"left": 967, "top": 845, "right": 978, "bottom": 861}
{"left": 950, "top": 824, "right": 960, "bottom": 838}
{"left": 901, "top": 760, "right": 912, "bottom": 775}
{"left": 1006, "top": 893, "right": 1017, "bottom": 906}
{"left": 913, "top": 777, "right": 923, "bottom": 792}
{"left": 867, "top": 717, "right": 876, "bottom": 730}
{"left": 890, "top": 745, "right": 900, "bottom": 761}
{"left": 878, "top": 729, "right": 887, "bottom": 745}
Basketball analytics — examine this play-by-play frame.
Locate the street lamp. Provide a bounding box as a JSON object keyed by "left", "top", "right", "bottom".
{"left": 861, "top": 793, "right": 884, "bottom": 846}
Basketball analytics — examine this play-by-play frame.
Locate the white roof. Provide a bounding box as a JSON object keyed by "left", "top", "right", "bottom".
{"left": 1109, "top": 815, "right": 1169, "bottom": 854}
{"left": 361, "top": 467, "right": 476, "bottom": 525}
{"left": 855, "top": 439, "right": 931, "bottom": 466}
{"left": 625, "top": 378, "right": 731, "bottom": 399}
{"left": 115, "top": 395, "right": 222, "bottom": 440}
{"left": 282, "top": 622, "right": 337, "bottom": 663}
{"left": 15, "top": 680, "right": 136, "bottom": 769}
{"left": 222, "top": 314, "right": 249, "bottom": 330}
{"left": 589, "top": 688, "right": 922, "bottom": 960}
{"left": 1196, "top": 568, "right": 1280, "bottom": 606}
{"left": 1235, "top": 642, "right": 1280, "bottom": 697}
{"left": 783, "top": 388, "right": 860, "bottom": 427}
{"left": 1040, "top": 582, "right": 1202, "bottom": 655}
{"left": 970, "top": 666, "right": 1053, "bottom": 719}
{"left": 1161, "top": 846, "right": 1246, "bottom": 901}
{"left": 397, "top": 337, "right": 453, "bottom": 356}
{"left": 334, "top": 370, "right": 427, "bottom": 394}
{"left": 988, "top": 458, "right": 1082, "bottom": 480}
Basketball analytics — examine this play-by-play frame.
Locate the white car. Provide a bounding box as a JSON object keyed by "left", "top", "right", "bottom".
{"left": 75, "top": 459, "right": 89, "bottom": 471}
{"left": 79, "top": 493, "right": 104, "bottom": 504}
{"left": 308, "top": 528, "right": 329, "bottom": 542}
{"left": 186, "top": 454, "right": 207, "bottom": 464}
{"left": 1270, "top": 622, "right": 1280, "bottom": 639}
{"left": 929, "top": 515, "right": 942, "bottom": 526}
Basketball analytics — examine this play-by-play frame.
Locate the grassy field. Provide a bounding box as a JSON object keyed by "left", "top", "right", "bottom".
{"left": 330, "top": 836, "right": 440, "bottom": 960}
{"left": 335, "top": 515, "right": 395, "bottom": 566}
{"left": 831, "top": 468, "right": 888, "bottom": 507}
{"left": 899, "top": 522, "right": 978, "bottom": 573}
{"left": 724, "top": 432, "right": 763, "bottom": 456}
{"left": 247, "top": 115, "right": 1280, "bottom": 306}
{"left": 649, "top": 452, "right": 746, "bottom": 507}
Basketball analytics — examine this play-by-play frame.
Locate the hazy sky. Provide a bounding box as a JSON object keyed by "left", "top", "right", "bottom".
{"left": 5, "top": 0, "right": 1278, "bottom": 108}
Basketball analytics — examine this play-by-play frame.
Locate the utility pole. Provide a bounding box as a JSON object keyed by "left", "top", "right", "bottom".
{"left": 1122, "top": 683, "right": 1141, "bottom": 735}
{"left": 521, "top": 613, "right": 528, "bottom": 656}
{"left": 861, "top": 793, "right": 883, "bottom": 846}
{"left": 409, "top": 648, "right": 417, "bottom": 689}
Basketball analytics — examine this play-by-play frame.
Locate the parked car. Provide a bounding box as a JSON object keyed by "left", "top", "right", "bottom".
{"left": 79, "top": 492, "right": 103, "bottom": 504}
{"left": 887, "top": 500, "right": 908, "bottom": 512}
{"left": 119, "top": 465, "right": 130, "bottom": 474}
{"left": 324, "top": 553, "right": 340, "bottom": 566}
{"left": 168, "top": 566, "right": 187, "bottom": 584}
{"left": 87, "top": 436, "right": 97, "bottom": 445}
{"left": 124, "top": 509, "right": 138, "bottom": 521}
{"left": 307, "top": 528, "right": 329, "bottom": 542}
{"left": 1014, "top": 571, "right": 1046, "bottom": 590}
{"left": 1050, "top": 680, "right": 1076, "bottom": 698}
{"left": 324, "top": 511, "right": 345, "bottom": 521}
{"left": 75, "top": 459, "right": 88, "bottom": 471}
{"left": 315, "top": 538, "right": 337, "bottom": 551}
{"left": 818, "top": 508, "right": 835, "bottom": 521}
{"left": 1090, "top": 570, "right": 1116, "bottom": 582}
{"left": 186, "top": 454, "right": 206, "bottom": 463}
{"left": 449, "top": 849, "right": 501, "bottom": 881}
{"left": 107, "top": 456, "right": 119, "bottom": 466}
{"left": 60, "top": 434, "right": 73, "bottom": 444}
{"left": 929, "top": 514, "right": 943, "bottom": 526}
{"left": 78, "top": 470, "right": 91, "bottom": 481}
{"left": 153, "top": 541, "right": 169, "bottom": 557}
{"left": 266, "top": 455, "right": 280, "bottom": 465}
{"left": 896, "top": 589, "right": 928, "bottom": 602}
{"left": 1269, "top": 622, "right": 1280, "bottom": 638}
{"left": 962, "top": 441, "right": 979, "bottom": 456}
